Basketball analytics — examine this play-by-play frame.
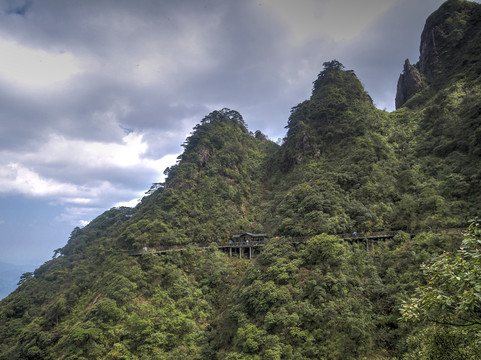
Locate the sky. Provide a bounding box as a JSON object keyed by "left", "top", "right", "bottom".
{"left": 0, "top": 0, "right": 477, "bottom": 269}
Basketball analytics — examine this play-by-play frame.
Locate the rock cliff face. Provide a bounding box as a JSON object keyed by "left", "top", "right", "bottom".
{"left": 396, "top": 0, "right": 481, "bottom": 109}
{"left": 1, "top": 2, "right": 481, "bottom": 359}
{"left": 417, "top": 0, "right": 481, "bottom": 79}
{"left": 395, "top": 59, "right": 423, "bottom": 109}
{"left": 418, "top": 20, "right": 441, "bottom": 77}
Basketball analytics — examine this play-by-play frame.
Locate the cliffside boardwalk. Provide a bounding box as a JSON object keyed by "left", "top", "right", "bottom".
{"left": 128, "top": 228, "right": 464, "bottom": 258}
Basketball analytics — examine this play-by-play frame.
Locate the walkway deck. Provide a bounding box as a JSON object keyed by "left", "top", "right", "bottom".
{"left": 127, "top": 228, "right": 464, "bottom": 258}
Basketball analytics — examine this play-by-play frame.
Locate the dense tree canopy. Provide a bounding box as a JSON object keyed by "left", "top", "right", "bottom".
{"left": 1, "top": 1, "right": 481, "bottom": 358}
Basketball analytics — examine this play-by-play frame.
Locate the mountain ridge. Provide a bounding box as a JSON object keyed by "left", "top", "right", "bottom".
{"left": 1, "top": 1, "right": 480, "bottom": 358}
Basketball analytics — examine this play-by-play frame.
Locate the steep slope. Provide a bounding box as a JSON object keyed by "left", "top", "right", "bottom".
{"left": 119, "top": 108, "right": 276, "bottom": 248}
{"left": 418, "top": 0, "right": 481, "bottom": 89}
{"left": 0, "top": 109, "right": 276, "bottom": 359}
{"left": 282, "top": 60, "right": 382, "bottom": 166}
{"left": 267, "top": 61, "right": 401, "bottom": 235}
{"left": 396, "top": 0, "right": 481, "bottom": 108}
{"left": 393, "top": 0, "right": 481, "bottom": 227}
{"left": 0, "top": 1, "right": 480, "bottom": 359}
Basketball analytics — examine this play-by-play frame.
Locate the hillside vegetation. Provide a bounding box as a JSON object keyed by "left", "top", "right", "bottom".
{"left": 1, "top": 1, "right": 480, "bottom": 359}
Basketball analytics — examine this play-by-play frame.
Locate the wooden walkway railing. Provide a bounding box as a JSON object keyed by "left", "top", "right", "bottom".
{"left": 127, "top": 228, "right": 464, "bottom": 257}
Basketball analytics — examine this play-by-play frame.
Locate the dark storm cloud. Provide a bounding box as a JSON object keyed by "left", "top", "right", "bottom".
{"left": 0, "top": 0, "right": 218, "bottom": 53}
{"left": 2, "top": 0, "right": 480, "bottom": 266}
{"left": 4, "top": 0, "right": 32, "bottom": 16}
{"left": 0, "top": 1, "right": 240, "bottom": 156}
{"left": 1, "top": 0, "right": 477, "bottom": 231}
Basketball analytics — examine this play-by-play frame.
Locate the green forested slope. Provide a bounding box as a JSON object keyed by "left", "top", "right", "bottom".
{"left": 266, "top": 61, "right": 400, "bottom": 235}
{"left": 1, "top": 1, "right": 481, "bottom": 359}
{"left": 119, "top": 108, "right": 276, "bottom": 248}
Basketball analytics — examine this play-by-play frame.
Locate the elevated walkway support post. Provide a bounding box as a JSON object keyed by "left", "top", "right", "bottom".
{"left": 239, "top": 246, "right": 242, "bottom": 259}
{"left": 229, "top": 247, "right": 232, "bottom": 257}
{"left": 249, "top": 246, "right": 252, "bottom": 259}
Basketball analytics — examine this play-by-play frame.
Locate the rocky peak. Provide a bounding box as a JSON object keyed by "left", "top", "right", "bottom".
{"left": 417, "top": 0, "right": 481, "bottom": 81}
{"left": 395, "top": 0, "right": 481, "bottom": 108}
{"left": 395, "top": 59, "right": 423, "bottom": 109}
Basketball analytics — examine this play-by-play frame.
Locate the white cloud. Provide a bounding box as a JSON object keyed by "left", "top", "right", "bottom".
{"left": 7, "top": 131, "right": 172, "bottom": 176}
{"left": 0, "top": 132, "right": 179, "bottom": 227}
{"left": 61, "top": 197, "right": 92, "bottom": 205}
{"left": 112, "top": 152, "right": 179, "bottom": 208}
{"left": 114, "top": 198, "right": 141, "bottom": 208}
{"left": 78, "top": 220, "right": 90, "bottom": 227}
{"left": 0, "top": 132, "right": 178, "bottom": 198}
{"left": 54, "top": 206, "right": 104, "bottom": 226}
{"left": 0, "top": 38, "right": 82, "bottom": 90}
{"left": 47, "top": 132, "right": 149, "bottom": 168}
{"left": 0, "top": 162, "right": 81, "bottom": 197}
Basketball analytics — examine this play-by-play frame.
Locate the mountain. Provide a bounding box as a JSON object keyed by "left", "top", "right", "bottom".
{"left": 0, "top": 1, "right": 480, "bottom": 359}
{"left": 394, "top": 0, "right": 481, "bottom": 228}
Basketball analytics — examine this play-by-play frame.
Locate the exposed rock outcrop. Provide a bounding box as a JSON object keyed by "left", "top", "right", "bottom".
{"left": 418, "top": 0, "right": 481, "bottom": 84}
{"left": 417, "top": 0, "right": 480, "bottom": 79}
{"left": 396, "top": 0, "right": 481, "bottom": 109}
{"left": 418, "top": 23, "right": 442, "bottom": 77}
{"left": 395, "top": 59, "right": 424, "bottom": 109}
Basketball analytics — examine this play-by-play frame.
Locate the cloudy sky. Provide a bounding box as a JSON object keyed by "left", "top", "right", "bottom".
{"left": 0, "top": 0, "right": 474, "bottom": 267}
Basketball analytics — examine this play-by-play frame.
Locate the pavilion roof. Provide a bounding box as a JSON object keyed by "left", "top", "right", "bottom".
{"left": 232, "top": 232, "right": 266, "bottom": 238}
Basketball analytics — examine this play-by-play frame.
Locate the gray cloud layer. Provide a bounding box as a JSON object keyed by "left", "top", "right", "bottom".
{"left": 0, "top": 0, "right": 471, "bottom": 227}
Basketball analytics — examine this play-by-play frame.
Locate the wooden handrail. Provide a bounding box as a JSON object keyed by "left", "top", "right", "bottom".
{"left": 127, "top": 228, "right": 464, "bottom": 256}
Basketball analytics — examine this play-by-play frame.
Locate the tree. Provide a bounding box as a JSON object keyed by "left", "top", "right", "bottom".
{"left": 401, "top": 219, "right": 481, "bottom": 327}
{"left": 322, "top": 59, "right": 345, "bottom": 71}
{"left": 17, "top": 272, "right": 33, "bottom": 285}
{"left": 52, "top": 248, "right": 62, "bottom": 258}
{"left": 400, "top": 219, "right": 481, "bottom": 359}
{"left": 312, "top": 60, "right": 346, "bottom": 93}
{"left": 200, "top": 108, "right": 246, "bottom": 127}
